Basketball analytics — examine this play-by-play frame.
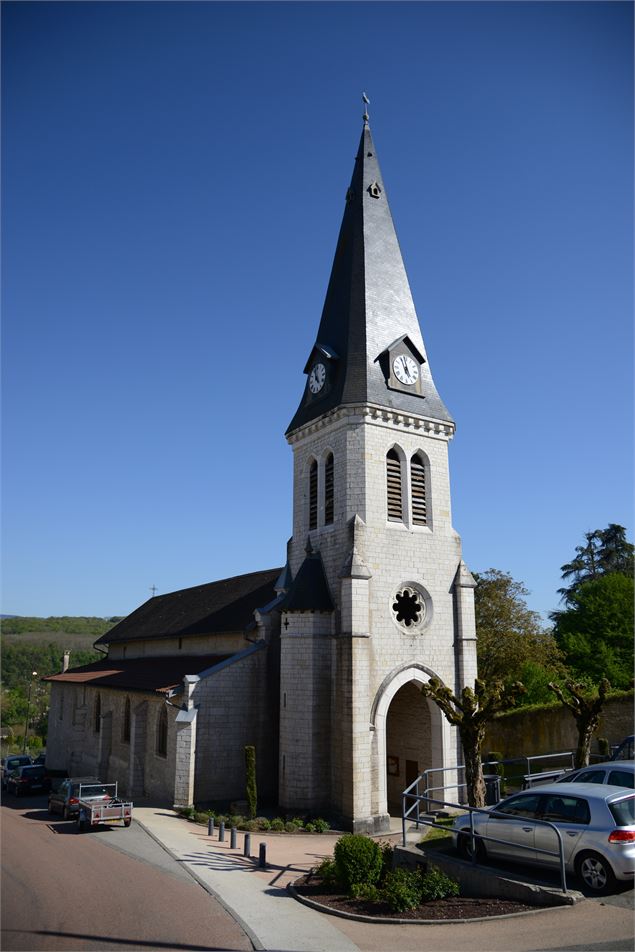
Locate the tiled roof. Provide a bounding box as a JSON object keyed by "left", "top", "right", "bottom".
{"left": 44, "top": 655, "right": 228, "bottom": 694}
{"left": 96, "top": 567, "right": 283, "bottom": 645}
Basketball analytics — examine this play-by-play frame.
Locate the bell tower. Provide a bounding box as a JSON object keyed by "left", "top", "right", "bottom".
{"left": 278, "top": 106, "right": 477, "bottom": 832}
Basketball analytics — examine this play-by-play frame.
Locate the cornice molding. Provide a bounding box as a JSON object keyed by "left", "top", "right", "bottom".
{"left": 286, "top": 402, "right": 455, "bottom": 445}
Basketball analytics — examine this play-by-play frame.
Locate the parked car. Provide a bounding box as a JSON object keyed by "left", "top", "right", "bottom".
{"left": 1, "top": 755, "right": 32, "bottom": 790}
{"left": 452, "top": 783, "right": 635, "bottom": 894}
{"left": 6, "top": 764, "right": 51, "bottom": 796}
{"left": 611, "top": 736, "right": 634, "bottom": 762}
{"left": 48, "top": 777, "right": 111, "bottom": 820}
{"left": 556, "top": 761, "right": 634, "bottom": 789}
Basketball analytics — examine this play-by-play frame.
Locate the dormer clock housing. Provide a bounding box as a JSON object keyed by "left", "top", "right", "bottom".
{"left": 376, "top": 334, "right": 426, "bottom": 398}
{"left": 302, "top": 343, "right": 339, "bottom": 405}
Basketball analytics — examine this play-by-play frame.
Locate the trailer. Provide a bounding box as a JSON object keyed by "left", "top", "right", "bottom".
{"left": 76, "top": 782, "right": 133, "bottom": 832}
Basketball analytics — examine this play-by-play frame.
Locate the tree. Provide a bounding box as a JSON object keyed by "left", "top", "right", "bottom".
{"left": 420, "top": 677, "right": 526, "bottom": 808}
{"left": 556, "top": 524, "right": 634, "bottom": 608}
{"left": 552, "top": 573, "right": 634, "bottom": 689}
{"left": 548, "top": 679, "right": 611, "bottom": 767}
{"left": 474, "top": 569, "right": 564, "bottom": 696}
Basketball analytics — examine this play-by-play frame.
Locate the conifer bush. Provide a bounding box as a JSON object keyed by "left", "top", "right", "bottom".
{"left": 333, "top": 834, "right": 383, "bottom": 895}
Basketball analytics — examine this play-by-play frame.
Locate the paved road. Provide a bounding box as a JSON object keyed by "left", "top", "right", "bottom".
{"left": 1, "top": 794, "right": 253, "bottom": 951}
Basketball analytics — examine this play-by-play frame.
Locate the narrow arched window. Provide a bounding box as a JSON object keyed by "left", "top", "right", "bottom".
{"left": 324, "top": 453, "right": 334, "bottom": 525}
{"left": 156, "top": 707, "right": 168, "bottom": 758}
{"left": 411, "top": 453, "right": 428, "bottom": 526}
{"left": 386, "top": 449, "right": 403, "bottom": 521}
{"left": 94, "top": 694, "right": 101, "bottom": 734}
{"left": 309, "top": 459, "right": 318, "bottom": 530}
{"left": 122, "top": 698, "right": 131, "bottom": 744}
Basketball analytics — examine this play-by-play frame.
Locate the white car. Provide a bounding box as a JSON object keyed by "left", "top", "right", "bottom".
{"left": 556, "top": 761, "right": 634, "bottom": 788}
{"left": 452, "top": 783, "right": 635, "bottom": 894}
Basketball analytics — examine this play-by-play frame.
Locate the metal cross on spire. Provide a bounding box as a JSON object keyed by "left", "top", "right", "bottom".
{"left": 362, "top": 92, "right": 370, "bottom": 124}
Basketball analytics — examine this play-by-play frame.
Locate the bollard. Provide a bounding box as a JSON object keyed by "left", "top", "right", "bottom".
{"left": 243, "top": 832, "right": 251, "bottom": 857}
{"left": 230, "top": 826, "right": 237, "bottom": 849}
{"left": 219, "top": 820, "right": 225, "bottom": 842}
{"left": 207, "top": 817, "right": 215, "bottom": 837}
{"left": 258, "top": 842, "right": 267, "bottom": 868}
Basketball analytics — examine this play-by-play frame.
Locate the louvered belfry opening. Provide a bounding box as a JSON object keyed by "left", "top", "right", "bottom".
{"left": 386, "top": 449, "right": 403, "bottom": 521}
{"left": 411, "top": 453, "right": 427, "bottom": 526}
{"left": 309, "top": 459, "right": 318, "bottom": 530}
{"left": 324, "top": 453, "right": 334, "bottom": 525}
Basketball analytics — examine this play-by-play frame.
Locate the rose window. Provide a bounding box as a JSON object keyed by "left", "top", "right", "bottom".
{"left": 392, "top": 587, "right": 424, "bottom": 628}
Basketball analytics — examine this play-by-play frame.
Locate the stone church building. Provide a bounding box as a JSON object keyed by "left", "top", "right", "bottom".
{"left": 45, "top": 114, "right": 478, "bottom": 832}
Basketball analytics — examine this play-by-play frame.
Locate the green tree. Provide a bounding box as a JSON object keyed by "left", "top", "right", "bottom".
{"left": 244, "top": 745, "right": 257, "bottom": 819}
{"left": 552, "top": 573, "right": 634, "bottom": 689}
{"left": 474, "top": 569, "right": 564, "bottom": 697}
{"left": 420, "top": 677, "right": 526, "bottom": 807}
{"left": 548, "top": 679, "right": 611, "bottom": 767}
{"left": 556, "top": 524, "right": 634, "bottom": 607}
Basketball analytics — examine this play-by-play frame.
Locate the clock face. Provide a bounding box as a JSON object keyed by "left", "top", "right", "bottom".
{"left": 393, "top": 354, "right": 419, "bottom": 386}
{"left": 309, "top": 362, "right": 326, "bottom": 394}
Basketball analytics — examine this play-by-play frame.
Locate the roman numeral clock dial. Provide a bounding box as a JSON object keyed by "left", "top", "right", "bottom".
{"left": 309, "top": 362, "right": 326, "bottom": 394}
{"left": 393, "top": 354, "right": 419, "bottom": 385}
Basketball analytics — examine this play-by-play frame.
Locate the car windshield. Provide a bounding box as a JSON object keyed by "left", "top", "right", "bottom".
{"left": 609, "top": 796, "right": 635, "bottom": 826}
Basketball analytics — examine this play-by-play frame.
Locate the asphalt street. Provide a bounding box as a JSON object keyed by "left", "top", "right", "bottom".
{"left": 1, "top": 793, "right": 252, "bottom": 951}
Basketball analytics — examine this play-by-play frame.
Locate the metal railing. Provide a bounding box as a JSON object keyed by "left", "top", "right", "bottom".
{"left": 401, "top": 789, "right": 569, "bottom": 893}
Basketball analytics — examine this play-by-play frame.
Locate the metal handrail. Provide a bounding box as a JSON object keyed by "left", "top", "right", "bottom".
{"left": 401, "top": 789, "right": 569, "bottom": 893}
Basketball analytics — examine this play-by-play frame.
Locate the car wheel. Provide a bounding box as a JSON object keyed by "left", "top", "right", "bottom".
{"left": 63, "top": 805, "right": 70, "bottom": 820}
{"left": 575, "top": 851, "right": 616, "bottom": 895}
{"left": 457, "top": 831, "right": 486, "bottom": 862}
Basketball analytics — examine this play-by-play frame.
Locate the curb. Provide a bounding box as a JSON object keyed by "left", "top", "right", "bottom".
{"left": 135, "top": 818, "right": 264, "bottom": 951}
{"left": 287, "top": 882, "right": 571, "bottom": 925}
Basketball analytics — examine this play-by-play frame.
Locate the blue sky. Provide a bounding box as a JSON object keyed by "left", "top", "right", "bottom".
{"left": 2, "top": 1, "right": 633, "bottom": 620}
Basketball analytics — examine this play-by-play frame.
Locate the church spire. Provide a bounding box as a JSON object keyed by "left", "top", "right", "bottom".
{"left": 287, "top": 113, "right": 453, "bottom": 435}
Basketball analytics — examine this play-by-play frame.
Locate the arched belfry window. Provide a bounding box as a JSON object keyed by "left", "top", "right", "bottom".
{"left": 324, "top": 453, "right": 334, "bottom": 525}
{"left": 309, "top": 459, "right": 318, "bottom": 530}
{"left": 410, "top": 453, "right": 428, "bottom": 526}
{"left": 156, "top": 706, "right": 168, "bottom": 758}
{"left": 94, "top": 693, "right": 101, "bottom": 734}
{"left": 122, "top": 697, "right": 131, "bottom": 744}
{"left": 386, "top": 449, "right": 403, "bottom": 522}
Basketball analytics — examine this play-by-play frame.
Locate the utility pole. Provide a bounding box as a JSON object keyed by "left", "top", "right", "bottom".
{"left": 22, "top": 671, "right": 38, "bottom": 754}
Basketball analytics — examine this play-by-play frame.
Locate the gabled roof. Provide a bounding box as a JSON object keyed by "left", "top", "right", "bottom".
{"left": 96, "top": 568, "right": 282, "bottom": 645}
{"left": 44, "top": 655, "right": 227, "bottom": 695}
{"left": 280, "top": 548, "right": 334, "bottom": 612}
{"left": 287, "top": 120, "right": 453, "bottom": 435}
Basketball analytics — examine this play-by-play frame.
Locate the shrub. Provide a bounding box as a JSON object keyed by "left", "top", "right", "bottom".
{"left": 381, "top": 868, "right": 422, "bottom": 912}
{"left": 313, "top": 818, "right": 330, "bottom": 833}
{"left": 285, "top": 821, "right": 299, "bottom": 833}
{"left": 270, "top": 818, "right": 285, "bottom": 832}
{"left": 334, "top": 834, "right": 383, "bottom": 894}
{"left": 350, "top": 882, "right": 380, "bottom": 901}
{"left": 245, "top": 745, "right": 257, "bottom": 819}
{"left": 380, "top": 843, "right": 394, "bottom": 878}
{"left": 419, "top": 866, "right": 460, "bottom": 901}
{"left": 178, "top": 806, "right": 195, "bottom": 819}
{"left": 255, "top": 816, "right": 271, "bottom": 831}
{"left": 315, "top": 857, "right": 339, "bottom": 887}
{"left": 291, "top": 817, "right": 305, "bottom": 828}
{"left": 305, "top": 822, "right": 316, "bottom": 833}
{"left": 194, "top": 811, "right": 209, "bottom": 825}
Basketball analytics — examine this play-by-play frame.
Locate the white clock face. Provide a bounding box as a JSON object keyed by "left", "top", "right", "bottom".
{"left": 393, "top": 354, "right": 419, "bottom": 386}
{"left": 309, "top": 362, "right": 326, "bottom": 394}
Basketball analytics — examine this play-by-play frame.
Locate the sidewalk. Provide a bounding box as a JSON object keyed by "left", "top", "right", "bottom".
{"left": 134, "top": 806, "right": 634, "bottom": 952}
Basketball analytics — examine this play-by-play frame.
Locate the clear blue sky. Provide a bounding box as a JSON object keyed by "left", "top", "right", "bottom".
{"left": 2, "top": 1, "right": 633, "bottom": 621}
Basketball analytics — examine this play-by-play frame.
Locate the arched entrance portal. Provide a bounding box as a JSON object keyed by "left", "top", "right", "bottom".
{"left": 370, "top": 664, "right": 449, "bottom": 820}
{"left": 386, "top": 682, "right": 431, "bottom": 814}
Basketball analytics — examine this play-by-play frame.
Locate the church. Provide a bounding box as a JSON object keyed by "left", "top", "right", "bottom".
{"left": 45, "top": 109, "right": 478, "bottom": 833}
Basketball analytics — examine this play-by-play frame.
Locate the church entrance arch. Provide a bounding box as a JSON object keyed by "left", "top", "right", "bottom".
{"left": 370, "top": 664, "right": 448, "bottom": 818}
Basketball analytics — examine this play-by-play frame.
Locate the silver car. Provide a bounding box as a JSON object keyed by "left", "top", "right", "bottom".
{"left": 452, "top": 783, "right": 635, "bottom": 894}
{"left": 556, "top": 761, "right": 634, "bottom": 788}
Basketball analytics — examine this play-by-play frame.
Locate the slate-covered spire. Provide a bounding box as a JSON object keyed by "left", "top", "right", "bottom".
{"left": 287, "top": 118, "right": 452, "bottom": 435}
